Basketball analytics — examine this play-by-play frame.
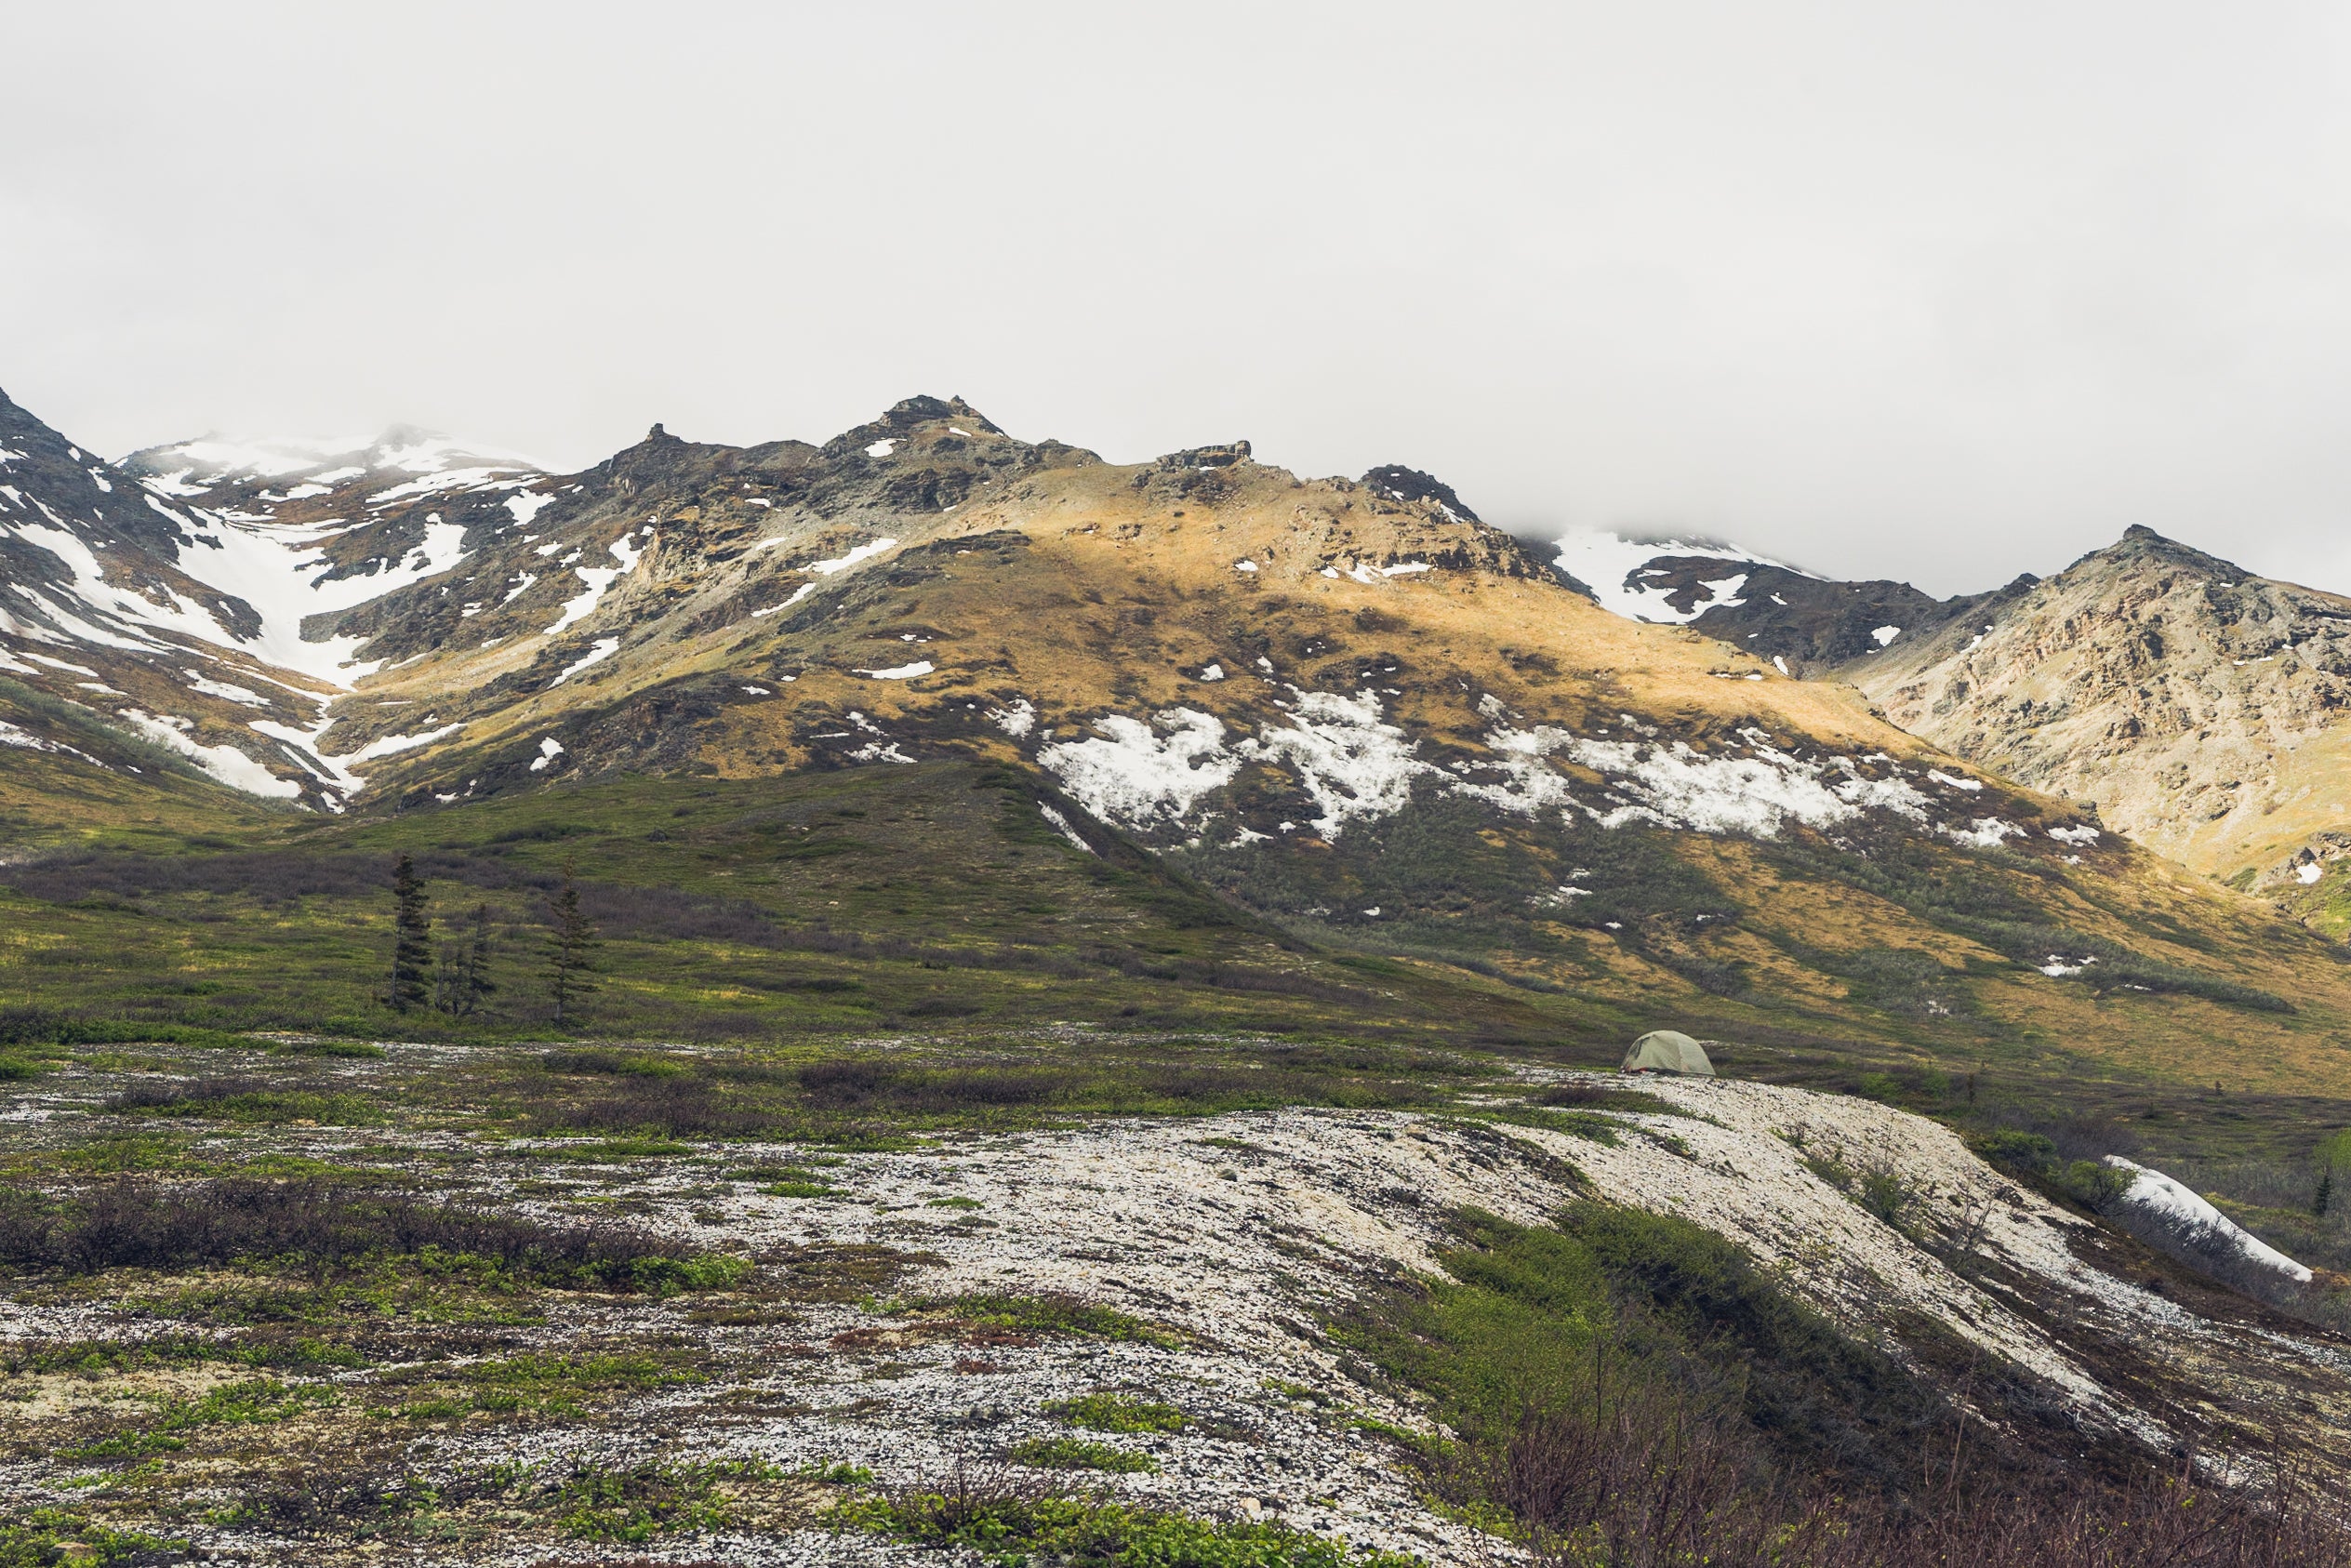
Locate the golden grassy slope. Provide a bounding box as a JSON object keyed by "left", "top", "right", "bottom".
{"left": 302, "top": 420, "right": 2351, "bottom": 1106}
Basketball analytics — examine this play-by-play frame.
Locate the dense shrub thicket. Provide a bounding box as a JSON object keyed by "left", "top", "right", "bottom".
{"left": 1338, "top": 1203, "right": 2347, "bottom": 1566}
{"left": 0, "top": 1179, "right": 735, "bottom": 1293}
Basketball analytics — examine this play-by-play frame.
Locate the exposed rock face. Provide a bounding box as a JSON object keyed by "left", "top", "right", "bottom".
{"left": 1557, "top": 524, "right": 2351, "bottom": 891}
{"left": 1692, "top": 565, "right": 2035, "bottom": 673}
{"left": 1847, "top": 526, "right": 2351, "bottom": 884}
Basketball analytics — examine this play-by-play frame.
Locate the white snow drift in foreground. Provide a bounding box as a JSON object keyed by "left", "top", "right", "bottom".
{"left": 2104, "top": 1158, "right": 2315, "bottom": 1286}
{"left": 1549, "top": 526, "right": 1814, "bottom": 624}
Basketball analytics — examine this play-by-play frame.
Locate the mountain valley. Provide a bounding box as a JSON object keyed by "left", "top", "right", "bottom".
{"left": 4, "top": 385, "right": 2351, "bottom": 1564}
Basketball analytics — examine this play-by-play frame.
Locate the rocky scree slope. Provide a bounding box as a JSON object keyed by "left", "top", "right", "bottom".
{"left": 1847, "top": 526, "right": 2351, "bottom": 897}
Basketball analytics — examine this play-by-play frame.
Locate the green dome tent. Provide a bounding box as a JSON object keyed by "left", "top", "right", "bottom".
{"left": 1621, "top": 1030, "right": 1715, "bottom": 1076}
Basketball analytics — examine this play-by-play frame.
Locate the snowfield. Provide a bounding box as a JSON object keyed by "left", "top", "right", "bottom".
{"left": 1548, "top": 526, "right": 1814, "bottom": 624}
{"left": 2104, "top": 1157, "right": 2316, "bottom": 1288}
{"left": 1031, "top": 689, "right": 2026, "bottom": 853}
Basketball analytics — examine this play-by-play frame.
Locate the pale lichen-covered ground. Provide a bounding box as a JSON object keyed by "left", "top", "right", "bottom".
{"left": 2, "top": 1053, "right": 2346, "bottom": 1564}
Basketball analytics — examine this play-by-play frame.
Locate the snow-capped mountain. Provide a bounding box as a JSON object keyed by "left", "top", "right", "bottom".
{"left": 124, "top": 429, "right": 543, "bottom": 512}
{"left": 1546, "top": 526, "right": 1817, "bottom": 626}
{"left": 1542, "top": 525, "right": 2012, "bottom": 671}
{"left": 10, "top": 379, "right": 2344, "bottom": 1145}
{"left": 0, "top": 387, "right": 561, "bottom": 805}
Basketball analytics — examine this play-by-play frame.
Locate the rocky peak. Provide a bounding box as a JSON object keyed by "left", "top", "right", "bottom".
{"left": 1849, "top": 526, "right": 2351, "bottom": 885}
{"left": 2062, "top": 524, "right": 2244, "bottom": 584}
{"left": 1361, "top": 464, "right": 1481, "bottom": 525}
{"left": 0, "top": 387, "right": 197, "bottom": 559}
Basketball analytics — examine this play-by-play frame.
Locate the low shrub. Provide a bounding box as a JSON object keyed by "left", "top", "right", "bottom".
{"left": 109, "top": 1074, "right": 380, "bottom": 1123}
{"left": 1047, "top": 1392, "right": 1187, "bottom": 1434}
{"left": 1336, "top": 1200, "right": 2351, "bottom": 1565}
{"left": 542, "top": 1048, "right": 681, "bottom": 1078}
{"left": 0, "top": 1179, "right": 745, "bottom": 1294}
{"left": 520, "top": 1075, "right": 788, "bottom": 1138}
{"left": 58, "top": 1376, "right": 338, "bottom": 1462}
{"left": 1005, "top": 1436, "right": 1158, "bottom": 1473}
{"left": 828, "top": 1472, "right": 1416, "bottom": 1567}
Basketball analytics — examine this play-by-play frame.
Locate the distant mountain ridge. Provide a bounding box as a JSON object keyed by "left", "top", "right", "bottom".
{"left": 14, "top": 377, "right": 2345, "bottom": 906}
{"left": 1550, "top": 523, "right": 2351, "bottom": 911}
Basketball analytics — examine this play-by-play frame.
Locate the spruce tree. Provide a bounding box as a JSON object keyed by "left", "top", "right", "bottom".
{"left": 436, "top": 902, "right": 498, "bottom": 1018}
{"left": 389, "top": 854, "right": 432, "bottom": 1013}
{"left": 546, "top": 859, "right": 599, "bottom": 1024}
{"left": 458, "top": 901, "right": 498, "bottom": 1017}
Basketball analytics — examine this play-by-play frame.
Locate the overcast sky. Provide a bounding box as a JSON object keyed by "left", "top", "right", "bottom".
{"left": 7, "top": 3, "right": 2350, "bottom": 596}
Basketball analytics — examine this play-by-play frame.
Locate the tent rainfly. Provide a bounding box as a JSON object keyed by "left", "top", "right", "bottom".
{"left": 1621, "top": 1030, "right": 1715, "bottom": 1077}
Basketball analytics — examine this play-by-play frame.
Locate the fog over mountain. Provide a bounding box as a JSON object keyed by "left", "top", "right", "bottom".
{"left": 9, "top": 3, "right": 2351, "bottom": 600}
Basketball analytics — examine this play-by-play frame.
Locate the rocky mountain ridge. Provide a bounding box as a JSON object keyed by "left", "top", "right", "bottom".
{"left": 1567, "top": 523, "right": 2351, "bottom": 902}
{"left": 10, "top": 383, "right": 2351, "bottom": 1106}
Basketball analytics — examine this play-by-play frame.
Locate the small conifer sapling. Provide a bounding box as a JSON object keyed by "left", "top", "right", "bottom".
{"left": 389, "top": 854, "right": 432, "bottom": 1013}
{"left": 546, "top": 859, "right": 599, "bottom": 1024}
{"left": 436, "top": 902, "right": 498, "bottom": 1018}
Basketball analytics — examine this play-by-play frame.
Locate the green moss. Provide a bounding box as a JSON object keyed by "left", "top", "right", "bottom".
{"left": 0, "top": 1508, "right": 183, "bottom": 1567}
{"left": 57, "top": 1377, "right": 339, "bottom": 1462}
{"left": 763, "top": 1180, "right": 840, "bottom": 1199}
{"left": 828, "top": 1491, "right": 1420, "bottom": 1567}
{"left": 1006, "top": 1435, "right": 1159, "bottom": 1472}
{"left": 556, "top": 1456, "right": 782, "bottom": 1542}
{"left": 1048, "top": 1392, "right": 1188, "bottom": 1433}
{"left": 1467, "top": 1106, "right": 1622, "bottom": 1146}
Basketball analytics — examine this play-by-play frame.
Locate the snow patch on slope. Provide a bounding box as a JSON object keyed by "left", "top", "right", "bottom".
{"left": 551, "top": 638, "right": 620, "bottom": 686}
{"left": 1248, "top": 689, "right": 1436, "bottom": 837}
{"left": 1037, "top": 690, "right": 1972, "bottom": 851}
{"left": 1038, "top": 711, "right": 1240, "bottom": 827}
{"left": 115, "top": 709, "right": 302, "bottom": 799}
{"left": 1549, "top": 526, "right": 1813, "bottom": 624}
{"left": 544, "top": 533, "right": 648, "bottom": 637}
{"left": 9, "top": 506, "right": 476, "bottom": 689}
